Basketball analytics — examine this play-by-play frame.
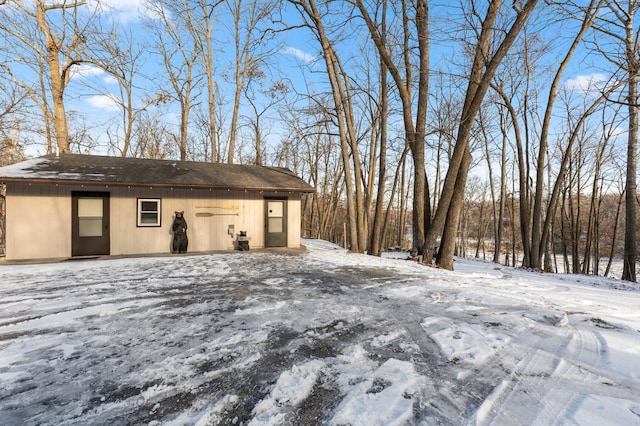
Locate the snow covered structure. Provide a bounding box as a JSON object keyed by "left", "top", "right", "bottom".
{"left": 0, "top": 154, "right": 314, "bottom": 260}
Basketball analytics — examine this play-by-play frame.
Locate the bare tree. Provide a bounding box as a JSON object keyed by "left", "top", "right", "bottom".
{"left": 0, "top": 79, "right": 28, "bottom": 165}
{"left": 130, "top": 110, "right": 176, "bottom": 160}
{"left": 0, "top": 0, "right": 104, "bottom": 153}
{"left": 288, "top": 0, "right": 368, "bottom": 252}
{"left": 242, "top": 74, "right": 288, "bottom": 165}
{"left": 604, "top": 175, "right": 626, "bottom": 277}
{"left": 589, "top": 0, "right": 640, "bottom": 281}
{"left": 145, "top": 0, "right": 201, "bottom": 161}
{"left": 583, "top": 104, "right": 623, "bottom": 274}
{"left": 428, "top": 73, "right": 462, "bottom": 219}
{"left": 476, "top": 99, "right": 507, "bottom": 264}
{"left": 279, "top": 93, "right": 343, "bottom": 242}
{"left": 368, "top": 23, "right": 390, "bottom": 257}
{"left": 355, "top": 0, "right": 430, "bottom": 256}
{"left": 524, "top": 0, "right": 603, "bottom": 270}
{"left": 426, "top": 0, "right": 539, "bottom": 270}
{"left": 489, "top": 27, "right": 546, "bottom": 269}
{"left": 225, "top": 0, "right": 278, "bottom": 164}
{"left": 187, "top": 0, "right": 224, "bottom": 162}
{"left": 90, "top": 28, "right": 149, "bottom": 157}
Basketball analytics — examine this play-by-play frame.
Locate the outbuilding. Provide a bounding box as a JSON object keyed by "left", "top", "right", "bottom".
{"left": 0, "top": 154, "right": 315, "bottom": 261}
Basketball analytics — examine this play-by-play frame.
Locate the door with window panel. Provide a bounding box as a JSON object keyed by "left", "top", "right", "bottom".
{"left": 72, "top": 192, "right": 110, "bottom": 256}
{"left": 265, "top": 199, "right": 287, "bottom": 247}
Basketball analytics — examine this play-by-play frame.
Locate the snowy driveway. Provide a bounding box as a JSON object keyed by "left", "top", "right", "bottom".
{"left": 1, "top": 239, "right": 640, "bottom": 425}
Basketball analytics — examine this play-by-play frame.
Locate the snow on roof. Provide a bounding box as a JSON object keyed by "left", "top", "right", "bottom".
{"left": 0, "top": 154, "right": 315, "bottom": 192}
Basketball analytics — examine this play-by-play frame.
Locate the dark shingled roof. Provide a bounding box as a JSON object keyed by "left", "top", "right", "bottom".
{"left": 0, "top": 154, "right": 315, "bottom": 193}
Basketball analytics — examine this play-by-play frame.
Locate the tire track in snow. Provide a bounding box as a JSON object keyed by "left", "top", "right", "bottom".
{"left": 378, "top": 282, "right": 498, "bottom": 424}
{"left": 473, "top": 319, "right": 606, "bottom": 425}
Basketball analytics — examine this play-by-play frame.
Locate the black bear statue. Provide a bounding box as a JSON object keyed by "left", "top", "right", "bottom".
{"left": 171, "top": 211, "right": 188, "bottom": 253}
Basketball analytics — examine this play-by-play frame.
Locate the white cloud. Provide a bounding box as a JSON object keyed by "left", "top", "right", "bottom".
{"left": 282, "top": 46, "right": 317, "bottom": 64}
{"left": 608, "top": 126, "right": 626, "bottom": 138}
{"left": 69, "top": 64, "right": 105, "bottom": 80}
{"left": 563, "top": 73, "right": 611, "bottom": 95}
{"left": 90, "top": 0, "right": 153, "bottom": 24}
{"left": 87, "top": 94, "right": 121, "bottom": 112}
{"left": 103, "top": 75, "right": 118, "bottom": 84}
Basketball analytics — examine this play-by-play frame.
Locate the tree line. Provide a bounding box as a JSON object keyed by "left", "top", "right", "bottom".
{"left": 1, "top": 0, "right": 640, "bottom": 281}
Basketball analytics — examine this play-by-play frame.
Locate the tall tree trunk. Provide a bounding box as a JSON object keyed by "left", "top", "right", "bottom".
{"left": 35, "top": 0, "right": 79, "bottom": 153}
{"left": 199, "top": 0, "right": 219, "bottom": 163}
{"left": 583, "top": 140, "right": 606, "bottom": 274}
{"left": 623, "top": 72, "right": 638, "bottom": 281}
{"left": 492, "top": 84, "right": 528, "bottom": 265}
{"left": 369, "top": 48, "right": 389, "bottom": 256}
{"left": 399, "top": 157, "right": 409, "bottom": 248}
{"left": 436, "top": 148, "right": 472, "bottom": 269}
{"left": 381, "top": 146, "right": 410, "bottom": 252}
{"left": 208, "top": 80, "right": 218, "bottom": 162}
{"left": 179, "top": 83, "right": 192, "bottom": 161}
{"left": 605, "top": 190, "right": 624, "bottom": 277}
{"left": 335, "top": 57, "right": 368, "bottom": 252}
{"left": 228, "top": 78, "right": 243, "bottom": 164}
{"left": 568, "top": 165, "right": 579, "bottom": 273}
{"left": 482, "top": 114, "right": 498, "bottom": 262}
{"left": 562, "top": 187, "right": 570, "bottom": 273}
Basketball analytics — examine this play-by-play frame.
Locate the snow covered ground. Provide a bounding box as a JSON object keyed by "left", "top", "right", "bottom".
{"left": 1, "top": 239, "right": 640, "bottom": 425}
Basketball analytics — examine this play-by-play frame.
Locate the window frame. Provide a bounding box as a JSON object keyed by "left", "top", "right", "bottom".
{"left": 137, "top": 198, "right": 162, "bottom": 227}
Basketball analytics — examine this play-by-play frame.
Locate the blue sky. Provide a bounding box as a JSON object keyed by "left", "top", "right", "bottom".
{"left": 69, "top": 1, "right": 613, "bottom": 124}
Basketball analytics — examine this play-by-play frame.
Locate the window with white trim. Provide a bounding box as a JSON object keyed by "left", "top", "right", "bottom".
{"left": 137, "top": 198, "right": 161, "bottom": 227}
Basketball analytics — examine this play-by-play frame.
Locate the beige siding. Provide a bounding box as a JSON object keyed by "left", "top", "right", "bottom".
{"left": 4, "top": 183, "right": 304, "bottom": 260}
{"left": 6, "top": 184, "right": 71, "bottom": 259}
{"left": 287, "top": 196, "right": 303, "bottom": 248}
{"left": 110, "top": 187, "right": 267, "bottom": 255}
